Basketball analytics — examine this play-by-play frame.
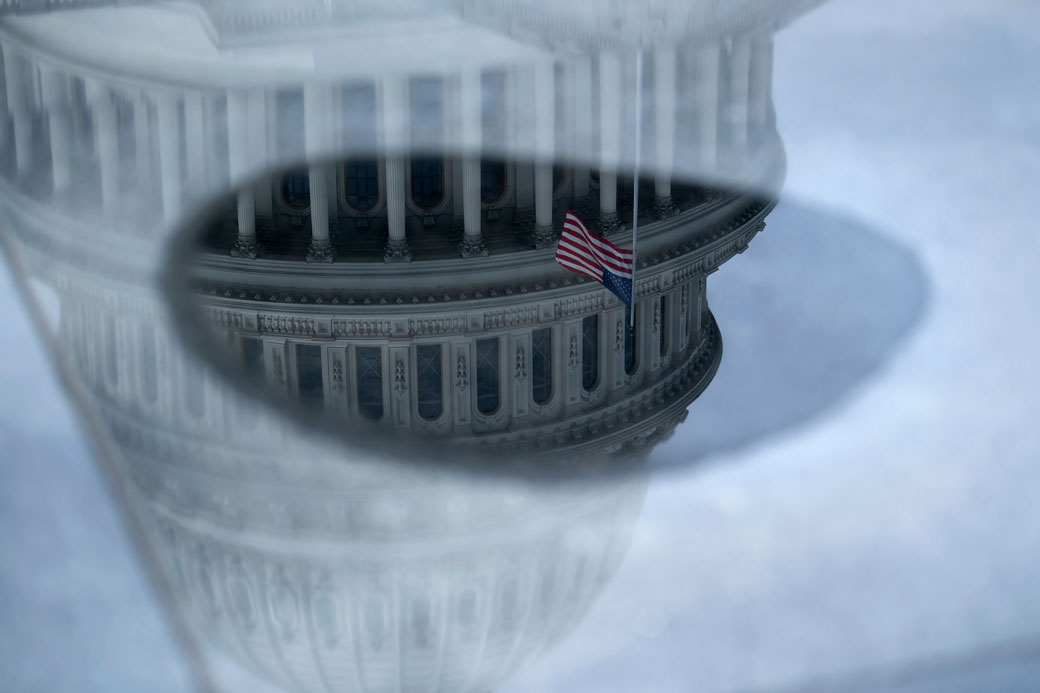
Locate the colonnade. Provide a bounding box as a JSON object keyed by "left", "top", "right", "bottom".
{"left": 0, "top": 35, "right": 774, "bottom": 262}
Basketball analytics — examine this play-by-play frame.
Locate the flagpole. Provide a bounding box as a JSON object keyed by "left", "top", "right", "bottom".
{"left": 630, "top": 49, "right": 643, "bottom": 328}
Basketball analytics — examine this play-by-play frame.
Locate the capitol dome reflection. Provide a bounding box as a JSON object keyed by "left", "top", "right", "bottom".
{"left": 0, "top": 0, "right": 820, "bottom": 689}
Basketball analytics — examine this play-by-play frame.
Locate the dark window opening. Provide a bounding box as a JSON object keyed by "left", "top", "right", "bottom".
{"left": 476, "top": 338, "right": 500, "bottom": 414}
{"left": 345, "top": 160, "right": 378, "bottom": 210}
{"left": 582, "top": 314, "right": 599, "bottom": 391}
{"left": 356, "top": 347, "right": 384, "bottom": 421}
{"left": 296, "top": 344, "right": 324, "bottom": 405}
{"left": 417, "top": 344, "right": 443, "bottom": 420}
{"left": 532, "top": 327, "right": 553, "bottom": 404}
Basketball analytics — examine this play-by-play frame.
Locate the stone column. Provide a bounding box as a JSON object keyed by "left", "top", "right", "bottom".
{"left": 571, "top": 57, "right": 594, "bottom": 217}
{"left": 304, "top": 84, "right": 334, "bottom": 262}
{"left": 653, "top": 48, "right": 678, "bottom": 219}
{"left": 87, "top": 81, "right": 119, "bottom": 212}
{"left": 40, "top": 69, "right": 72, "bottom": 196}
{"left": 749, "top": 33, "right": 774, "bottom": 136}
{"left": 183, "top": 92, "right": 207, "bottom": 194}
{"left": 306, "top": 166, "right": 332, "bottom": 262}
{"left": 247, "top": 90, "right": 274, "bottom": 234}
{"left": 532, "top": 61, "right": 556, "bottom": 248}
{"left": 598, "top": 52, "right": 621, "bottom": 235}
{"left": 511, "top": 67, "right": 534, "bottom": 236}
{"left": 132, "top": 94, "right": 152, "bottom": 193}
{"left": 696, "top": 42, "right": 721, "bottom": 170}
{"left": 381, "top": 76, "right": 410, "bottom": 262}
{"left": 728, "top": 36, "right": 752, "bottom": 154}
{"left": 155, "top": 93, "right": 182, "bottom": 221}
{"left": 458, "top": 69, "right": 487, "bottom": 257}
{"left": 227, "top": 90, "right": 260, "bottom": 258}
{"left": 4, "top": 53, "right": 32, "bottom": 176}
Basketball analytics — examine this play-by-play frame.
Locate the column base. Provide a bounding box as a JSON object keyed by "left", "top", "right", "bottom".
{"left": 384, "top": 237, "right": 412, "bottom": 263}
{"left": 513, "top": 207, "right": 534, "bottom": 236}
{"left": 531, "top": 224, "right": 557, "bottom": 249}
{"left": 598, "top": 211, "right": 622, "bottom": 237}
{"left": 459, "top": 234, "right": 489, "bottom": 258}
{"left": 652, "top": 195, "right": 679, "bottom": 220}
{"left": 231, "top": 235, "right": 263, "bottom": 259}
{"left": 306, "top": 239, "right": 335, "bottom": 263}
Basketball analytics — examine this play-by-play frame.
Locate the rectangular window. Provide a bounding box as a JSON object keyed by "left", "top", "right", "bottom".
{"left": 416, "top": 344, "right": 443, "bottom": 420}
{"left": 476, "top": 338, "right": 500, "bottom": 414}
{"left": 659, "top": 295, "right": 669, "bottom": 358}
{"left": 356, "top": 347, "right": 384, "bottom": 421}
{"left": 582, "top": 314, "right": 599, "bottom": 391}
{"left": 532, "top": 328, "right": 553, "bottom": 404}
{"left": 625, "top": 307, "right": 638, "bottom": 375}
{"left": 242, "top": 337, "right": 265, "bottom": 379}
{"left": 296, "top": 344, "right": 324, "bottom": 405}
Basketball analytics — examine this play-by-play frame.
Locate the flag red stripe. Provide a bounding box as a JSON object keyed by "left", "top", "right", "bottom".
{"left": 557, "top": 236, "right": 602, "bottom": 268}
{"left": 555, "top": 248, "right": 602, "bottom": 278}
{"left": 562, "top": 221, "right": 632, "bottom": 273}
{"left": 562, "top": 220, "right": 632, "bottom": 262}
{"left": 564, "top": 213, "right": 633, "bottom": 260}
{"left": 556, "top": 257, "right": 603, "bottom": 282}
{"left": 561, "top": 227, "right": 632, "bottom": 275}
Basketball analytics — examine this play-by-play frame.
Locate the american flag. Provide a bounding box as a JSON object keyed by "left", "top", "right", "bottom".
{"left": 555, "top": 211, "right": 634, "bottom": 309}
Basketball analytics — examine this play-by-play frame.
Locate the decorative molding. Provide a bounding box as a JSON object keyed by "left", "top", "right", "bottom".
{"left": 383, "top": 238, "right": 411, "bottom": 263}
{"left": 331, "top": 358, "right": 344, "bottom": 394}
{"left": 515, "top": 346, "right": 526, "bottom": 383}
{"left": 531, "top": 223, "right": 555, "bottom": 249}
{"left": 455, "top": 355, "right": 469, "bottom": 392}
{"left": 393, "top": 358, "right": 407, "bottom": 397}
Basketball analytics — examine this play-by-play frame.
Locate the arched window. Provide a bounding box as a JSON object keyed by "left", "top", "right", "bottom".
{"left": 476, "top": 338, "right": 500, "bottom": 414}
{"left": 416, "top": 344, "right": 443, "bottom": 420}
{"left": 140, "top": 323, "right": 158, "bottom": 403}
{"left": 659, "top": 295, "right": 669, "bottom": 358}
{"left": 410, "top": 157, "right": 444, "bottom": 208}
{"left": 356, "top": 346, "right": 383, "bottom": 421}
{"left": 282, "top": 169, "right": 310, "bottom": 210}
{"left": 582, "top": 314, "right": 599, "bottom": 391}
{"left": 532, "top": 327, "right": 553, "bottom": 404}
{"left": 480, "top": 159, "right": 506, "bottom": 203}
{"left": 296, "top": 344, "right": 324, "bottom": 405}
{"left": 624, "top": 307, "right": 638, "bottom": 375}
{"left": 553, "top": 165, "right": 565, "bottom": 193}
{"left": 345, "top": 160, "right": 379, "bottom": 210}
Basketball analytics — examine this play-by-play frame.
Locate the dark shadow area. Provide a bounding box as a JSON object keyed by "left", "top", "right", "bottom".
{"left": 651, "top": 198, "right": 929, "bottom": 469}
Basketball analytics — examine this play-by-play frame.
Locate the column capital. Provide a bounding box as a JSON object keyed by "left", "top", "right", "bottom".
{"left": 598, "top": 210, "right": 622, "bottom": 236}
{"left": 459, "top": 234, "right": 489, "bottom": 258}
{"left": 231, "top": 236, "right": 264, "bottom": 260}
{"left": 384, "top": 237, "right": 411, "bottom": 263}
{"left": 531, "top": 224, "right": 557, "bottom": 249}
{"left": 306, "top": 238, "right": 335, "bottom": 263}
{"left": 652, "top": 196, "right": 678, "bottom": 220}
